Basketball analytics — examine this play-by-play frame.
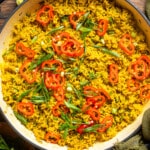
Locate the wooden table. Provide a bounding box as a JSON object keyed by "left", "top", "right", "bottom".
{"left": 0, "top": 0, "right": 147, "bottom": 29}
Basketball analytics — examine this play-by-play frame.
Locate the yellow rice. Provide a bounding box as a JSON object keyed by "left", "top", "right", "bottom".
{"left": 1, "top": 0, "right": 150, "bottom": 149}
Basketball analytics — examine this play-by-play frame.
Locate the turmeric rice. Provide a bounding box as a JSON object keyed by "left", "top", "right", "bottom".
{"left": 1, "top": 0, "right": 150, "bottom": 149}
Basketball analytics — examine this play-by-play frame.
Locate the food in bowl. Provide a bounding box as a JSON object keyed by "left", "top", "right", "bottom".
{"left": 1, "top": 0, "right": 150, "bottom": 149}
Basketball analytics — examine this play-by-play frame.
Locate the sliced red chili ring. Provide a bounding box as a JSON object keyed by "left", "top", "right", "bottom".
{"left": 140, "top": 84, "right": 150, "bottom": 99}
{"left": 97, "top": 19, "right": 108, "bottom": 36}
{"left": 69, "top": 11, "right": 85, "bottom": 29}
{"left": 109, "top": 64, "right": 119, "bottom": 84}
{"left": 53, "top": 87, "right": 65, "bottom": 102}
{"left": 86, "top": 107, "right": 100, "bottom": 121}
{"left": 119, "top": 34, "right": 135, "bottom": 55}
{"left": 127, "top": 79, "right": 140, "bottom": 92}
{"left": 60, "top": 38, "right": 84, "bottom": 57}
{"left": 19, "top": 59, "right": 38, "bottom": 84}
{"left": 128, "top": 55, "right": 150, "bottom": 81}
{"left": 97, "top": 88, "right": 111, "bottom": 101}
{"left": 134, "top": 59, "right": 147, "bottom": 80}
{"left": 87, "top": 95, "right": 106, "bottom": 109}
{"left": 52, "top": 32, "right": 70, "bottom": 55}
{"left": 98, "top": 116, "right": 113, "bottom": 133}
{"left": 44, "top": 71, "right": 65, "bottom": 89}
{"left": 44, "top": 132, "right": 60, "bottom": 144}
{"left": 16, "top": 42, "right": 35, "bottom": 59}
{"left": 138, "top": 55, "right": 150, "bottom": 78}
{"left": 52, "top": 101, "right": 69, "bottom": 117}
{"left": 36, "top": 5, "right": 54, "bottom": 27}
{"left": 83, "top": 86, "right": 99, "bottom": 97}
{"left": 17, "top": 102, "right": 34, "bottom": 116}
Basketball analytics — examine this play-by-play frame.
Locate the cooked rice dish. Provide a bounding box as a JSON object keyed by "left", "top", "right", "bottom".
{"left": 1, "top": 0, "right": 150, "bottom": 149}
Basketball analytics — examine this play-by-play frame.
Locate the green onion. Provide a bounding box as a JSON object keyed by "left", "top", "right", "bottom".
{"left": 83, "top": 124, "right": 101, "bottom": 133}
{"left": 64, "top": 101, "right": 81, "bottom": 112}
{"left": 32, "top": 78, "right": 50, "bottom": 104}
{"left": 89, "top": 71, "right": 97, "bottom": 80}
{"left": 109, "top": 17, "right": 114, "bottom": 24}
{"left": 80, "top": 80, "right": 89, "bottom": 87}
{"left": 42, "top": 66, "right": 57, "bottom": 72}
{"left": 112, "top": 108, "right": 117, "bottom": 115}
{"left": 29, "top": 53, "right": 54, "bottom": 70}
{"left": 48, "top": 26, "right": 64, "bottom": 34}
{"left": 79, "top": 27, "right": 92, "bottom": 32}
{"left": 17, "top": 89, "right": 32, "bottom": 102}
{"left": 76, "top": 11, "right": 90, "bottom": 30}
{"left": 31, "top": 96, "right": 47, "bottom": 104}
{"left": 14, "top": 111, "right": 28, "bottom": 125}
{"left": 31, "top": 35, "right": 38, "bottom": 43}
{"left": 93, "top": 45, "right": 120, "bottom": 58}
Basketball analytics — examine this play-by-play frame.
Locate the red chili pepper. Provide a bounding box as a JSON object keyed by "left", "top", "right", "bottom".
{"left": 53, "top": 87, "right": 65, "bottom": 102}
{"left": 119, "top": 34, "right": 135, "bottom": 55}
{"left": 44, "top": 132, "right": 60, "bottom": 144}
{"left": 87, "top": 95, "right": 106, "bottom": 109}
{"left": 83, "top": 86, "right": 99, "bottom": 97}
{"left": 138, "top": 55, "right": 150, "bottom": 78}
{"left": 77, "top": 124, "right": 88, "bottom": 134}
{"left": 77, "top": 120, "right": 94, "bottom": 134}
{"left": 36, "top": 5, "right": 54, "bottom": 27}
{"left": 16, "top": 42, "right": 35, "bottom": 59}
{"left": 69, "top": 12, "right": 85, "bottom": 29}
{"left": 83, "top": 86, "right": 111, "bottom": 101}
{"left": 19, "top": 59, "right": 38, "bottom": 84}
{"left": 97, "top": 19, "right": 108, "bottom": 36}
{"left": 82, "top": 103, "right": 91, "bottom": 113}
{"left": 128, "top": 55, "right": 150, "bottom": 81}
{"left": 86, "top": 107, "right": 100, "bottom": 121}
{"left": 97, "top": 88, "right": 111, "bottom": 101}
{"left": 140, "top": 84, "right": 150, "bottom": 99}
{"left": 52, "top": 101, "right": 69, "bottom": 117}
{"left": 98, "top": 116, "right": 113, "bottom": 133}
{"left": 109, "top": 64, "right": 119, "bottom": 85}
{"left": 52, "top": 32, "right": 71, "bottom": 55}
{"left": 127, "top": 79, "right": 140, "bottom": 92}
{"left": 44, "top": 72, "right": 65, "bottom": 89}
{"left": 17, "top": 102, "right": 34, "bottom": 116}
{"left": 61, "top": 38, "right": 84, "bottom": 57}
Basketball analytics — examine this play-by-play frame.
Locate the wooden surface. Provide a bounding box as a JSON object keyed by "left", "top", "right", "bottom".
{"left": 0, "top": 0, "right": 147, "bottom": 29}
